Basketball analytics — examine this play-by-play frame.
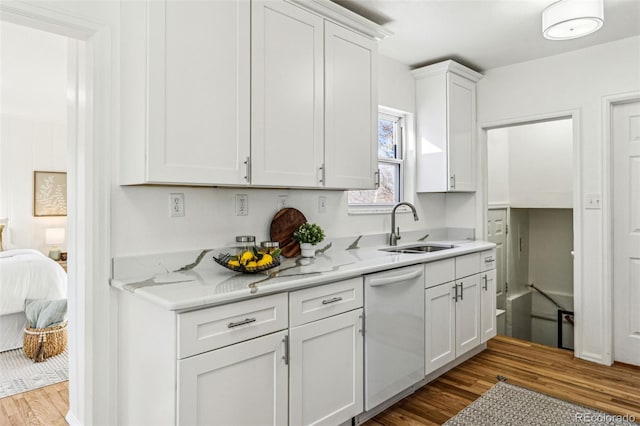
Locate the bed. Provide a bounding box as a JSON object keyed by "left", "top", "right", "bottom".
{"left": 0, "top": 249, "right": 67, "bottom": 352}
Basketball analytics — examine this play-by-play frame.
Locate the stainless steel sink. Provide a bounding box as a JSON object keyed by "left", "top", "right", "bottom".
{"left": 380, "top": 243, "right": 456, "bottom": 254}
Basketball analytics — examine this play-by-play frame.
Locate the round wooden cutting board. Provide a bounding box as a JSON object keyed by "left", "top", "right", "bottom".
{"left": 270, "top": 208, "right": 307, "bottom": 258}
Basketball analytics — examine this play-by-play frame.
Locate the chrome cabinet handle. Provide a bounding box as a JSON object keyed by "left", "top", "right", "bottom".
{"left": 227, "top": 317, "right": 256, "bottom": 328}
{"left": 484, "top": 257, "right": 494, "bottom": 263}
{"left": 243, "top": 157, "right": 251, "bottom": 182}
{"left": 450, "top": 174, "right": 456, "bottom": 189}
{"left": 483, "top": 275, "right": 488, "bottom": 291}
{"left": 322, "top": 296, "right": 343, "bottom": 305}
{"left": 459, "top": 282, "right": 464, "bottom": 300}
{"left": 374, "top": 169, "right": 380, "bottom": 189}
{"left": 319, "top": 163, "right": 325, "bottom": 184}
{"left": 282, "top": 335, "right": 289, "bottom": 365}
{"left": 453, "top": 284, "right": 459, "bottom": 302}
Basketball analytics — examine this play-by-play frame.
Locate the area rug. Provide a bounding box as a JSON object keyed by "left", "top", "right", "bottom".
{"left": 0, "top": 348, "right": 68, "bottom": 398}
{"left": 444, "top": 381, "right": 638, "bottom": 425}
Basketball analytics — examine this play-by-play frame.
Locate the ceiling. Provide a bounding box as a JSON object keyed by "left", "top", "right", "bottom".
{"left": 332, "top": 0, "right": 640, "bottom": 72}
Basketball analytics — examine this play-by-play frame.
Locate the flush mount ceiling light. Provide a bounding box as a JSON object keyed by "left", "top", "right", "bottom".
{"left": 542, "top": 0, "right": 604, "bottom": 40}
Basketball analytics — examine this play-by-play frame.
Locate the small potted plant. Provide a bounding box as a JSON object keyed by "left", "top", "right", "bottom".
{"left": 293, "top": 222, "right": 325, "bottom": 258}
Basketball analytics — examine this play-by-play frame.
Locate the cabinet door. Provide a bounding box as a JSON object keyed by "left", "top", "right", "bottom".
{"left": 425, "top": 283, "right": 456, "bottom": 374}
{"left": 455, "top": 274, "right": 481, "bottom": 356}
{"left": 252, "top": 0, "right": 324, "bottom": 187}
{"left": 147, "top": 0, "right": 250, "bottom": 184}
{"left": 290, "top": 309, "right": 363, "bottom": 426}
{"left": 481, "top": 269, "right": 497, "bottom": 343}
{"left": 177, "top": 330, "right": 287, "bottom": 426}
{"left": 324, "top": 21, "right": 377, "bottom": 189}
{"left": 447, "top": 72, "right": 476, "bottom": 191}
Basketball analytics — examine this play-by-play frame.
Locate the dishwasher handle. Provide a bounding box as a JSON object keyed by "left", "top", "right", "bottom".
{"left": 368, "top": 268, "right": 422, "bottom": 287}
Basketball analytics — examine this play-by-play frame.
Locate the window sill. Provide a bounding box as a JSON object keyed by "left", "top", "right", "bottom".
{"left": 347, "top": 205, "right": 413, "bottom": 216}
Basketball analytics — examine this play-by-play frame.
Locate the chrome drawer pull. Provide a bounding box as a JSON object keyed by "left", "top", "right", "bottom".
{"left": 322, "top": 296, "right": 343, "bottom": 305}
{"left": 227, "top": 317, "right": 257, "bottom": 328}
{"left": 484, "top": 257, "right": 494, "bottom": 263}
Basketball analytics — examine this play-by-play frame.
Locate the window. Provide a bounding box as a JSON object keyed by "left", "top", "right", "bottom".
{"left": 348, "top": 111, "right": 404, "bottom": 207}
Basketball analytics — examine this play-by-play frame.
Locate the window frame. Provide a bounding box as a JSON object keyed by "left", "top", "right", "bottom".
{"left": 348, "top": 108, "right": 406, "bottom": 213}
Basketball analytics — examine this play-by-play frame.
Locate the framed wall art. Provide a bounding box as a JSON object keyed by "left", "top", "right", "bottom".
{"left": 34, "top": 171, "right": 67, "bottom": 217}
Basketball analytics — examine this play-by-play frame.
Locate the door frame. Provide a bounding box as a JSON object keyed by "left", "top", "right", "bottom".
{"left": 602, "top": 91, "right": 640, "bottom": 365}
{"left": 478, "top": 109, "right": 581, "bottom": 357}
{"left": 0, "top": 2, "right": 113, "bottom": 425}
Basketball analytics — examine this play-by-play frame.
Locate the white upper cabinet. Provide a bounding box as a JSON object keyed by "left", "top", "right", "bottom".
{"left": 324, "top": 21, "right": 378, "bottom": 189}
{"left": 120, "top": 0, "right": 251, "bottom": 185}
{"left": 251, "top": 0, "right": 325, "bottom": 187}
{"left": 120, "top": 0, "right": 387, "bottom": 188}
{"left": 412, "top": 60, "right": 482, "bottom": 192}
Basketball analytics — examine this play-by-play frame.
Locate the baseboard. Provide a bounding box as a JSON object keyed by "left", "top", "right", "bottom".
{"left": 65, "top": 410, "right": 82, "bottom": 426}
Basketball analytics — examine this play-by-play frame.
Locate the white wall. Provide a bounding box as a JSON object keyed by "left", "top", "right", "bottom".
{"left": 111, "top": 54, "right": 447, "bottom": 256}
{"left": 478, "top": 35, "right": 640, "bottom": 364}
{"left": 529, "top": 208, "right": 573, "bottom": 296}
{"left": 488, "top": 119, "right": 573, "bottom": 208}
{"left": 487, "top": 128, "right": 509, "bottom": 205}
{"left": 0, "top": 22, "right": 68, "bottom": 254}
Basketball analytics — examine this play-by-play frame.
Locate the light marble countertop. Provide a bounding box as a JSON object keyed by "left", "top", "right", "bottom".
{"left": 110, "top": 230, "right": 495, "bottom": 312}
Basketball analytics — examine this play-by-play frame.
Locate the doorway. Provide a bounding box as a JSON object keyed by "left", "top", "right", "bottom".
{"left": 1, "top": 2, "right": 113, "bottom": 424}
{"left": 486, "top": 118, "right": 575, "bottom": 350}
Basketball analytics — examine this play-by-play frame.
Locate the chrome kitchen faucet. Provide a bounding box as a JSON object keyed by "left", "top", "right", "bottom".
{"left": 389, "top": 202, "right": 419, "bottom": 246}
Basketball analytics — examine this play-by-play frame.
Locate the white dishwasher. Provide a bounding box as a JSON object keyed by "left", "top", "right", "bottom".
{"left": 364, "top": 264, "right": 425, "bottom": 411}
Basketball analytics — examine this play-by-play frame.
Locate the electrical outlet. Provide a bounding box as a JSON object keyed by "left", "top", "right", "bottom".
{"left": 277, "top": 195, "right": 288, "bottom": 210}
{"left": 318, "top": 196, "right": 327, "bottom": 213}
{"left": 169, "top": 193, "right": 185, "bottom": 217}
{"left": 585, "top": 193, "right": 601, "bottom": 209}
{"left": 236, "top": 194, "right": 249, "bottom": 216}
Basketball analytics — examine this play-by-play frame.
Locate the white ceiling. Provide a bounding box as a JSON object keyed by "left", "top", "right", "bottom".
{"left": 332, "top": 0, "right": 640, "bottom": 71}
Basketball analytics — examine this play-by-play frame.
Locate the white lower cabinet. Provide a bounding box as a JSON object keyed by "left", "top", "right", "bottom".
{"left": 425, "top": 282, "right": 456, "bottom": 373}
{"left": 177, "top": 330, "right": 288, "bottom": 426}
{"left": 455, "top": 273, "right": 481, "bottom": 356}
{"left": 289, "top": 309, "right": 364, "bottom": 426}
{"left": 480, "top": 269, "right": 497, "bottom": 342}
{"left": 425, "top": 275, "right": 481, "bottom": 375}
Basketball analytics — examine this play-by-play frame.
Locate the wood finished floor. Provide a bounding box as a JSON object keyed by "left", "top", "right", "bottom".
{"left": 366, "top": 335, "right": 640, "bottom": 425}
{"left": 1, "top": 336, "right": 638, "bottom": 425}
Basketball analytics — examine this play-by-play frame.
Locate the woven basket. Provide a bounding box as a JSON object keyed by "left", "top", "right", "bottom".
{"left": 23, "top": 321, "right": 68, "bottom": 362}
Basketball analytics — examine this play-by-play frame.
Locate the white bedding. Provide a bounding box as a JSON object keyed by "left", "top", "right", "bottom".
{"left": 0, "top": 249, "right": 67, "bottom": 316}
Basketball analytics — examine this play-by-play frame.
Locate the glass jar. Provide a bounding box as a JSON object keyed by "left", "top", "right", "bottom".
{"left": 260, "top": 241, "right": 280, "bottom": 256}
{"left": 235, "top": 235, "right": 256, "bottom": 257}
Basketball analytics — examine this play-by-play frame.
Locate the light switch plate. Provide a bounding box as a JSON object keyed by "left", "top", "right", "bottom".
{"left": 169, "top": 193, "right": 185, "bottom": 217}
{"left": 277, "top": 195, "right": 288, "bottom": 210}
{"left": 318, "top": 196, "right": 327, "bottom": 213}
{"left": 236, "top": 194, "right": 248, "bottom": 216}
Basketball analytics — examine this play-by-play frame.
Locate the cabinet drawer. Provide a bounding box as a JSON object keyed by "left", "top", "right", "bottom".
{"left": 455, "top": 253, "right": 481, "bottom": 279}
{"left": 290, "top": 278, "right": 363, "bottom": 327}
{"left": 480, "top": 249, "right": 496, "bottom": 271}
{"left": 178, "top": 293, "right": 288, "bottom": 358}
{"left": 425, "top": 258, "right": 455, "bottom": 289}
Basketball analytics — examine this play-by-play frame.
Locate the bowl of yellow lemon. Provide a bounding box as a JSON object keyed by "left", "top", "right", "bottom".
{"left": 213, "top": 248, "right": 281, "bottom": 274}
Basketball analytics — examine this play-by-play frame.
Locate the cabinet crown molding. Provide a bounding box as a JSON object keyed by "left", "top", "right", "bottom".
{"left": 411, "top": 60, "right": 483, "bottom": 82}
{"left": 288, "top": 0, "right": 393, "bottom": 40}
